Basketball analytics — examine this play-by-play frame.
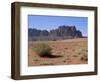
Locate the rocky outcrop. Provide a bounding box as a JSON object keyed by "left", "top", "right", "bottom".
{"left": 28, "top": 25, "right": 83, "bottom": 41}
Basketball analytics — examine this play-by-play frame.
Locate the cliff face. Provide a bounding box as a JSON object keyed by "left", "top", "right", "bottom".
{"left": 28, "top": 25, "right": 83, "bottom": 41}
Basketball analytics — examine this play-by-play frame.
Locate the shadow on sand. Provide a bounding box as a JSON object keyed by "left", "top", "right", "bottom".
{"left": 41, "top": 54, "right": 62, "bottom": 58}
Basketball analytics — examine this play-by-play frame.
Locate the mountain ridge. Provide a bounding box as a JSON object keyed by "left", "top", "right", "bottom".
{"left": 28, "top": 25, "right": 83, "bottom": 41}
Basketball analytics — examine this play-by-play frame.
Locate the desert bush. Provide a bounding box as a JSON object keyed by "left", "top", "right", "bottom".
{"left": 33, "top": 43, "right": 52, "bottom": 57}
{"left": 80, "top": 55, "right": 88, "bottom": 61}
{"left": 40, "top": 61, "right": 53, "bottom": 65}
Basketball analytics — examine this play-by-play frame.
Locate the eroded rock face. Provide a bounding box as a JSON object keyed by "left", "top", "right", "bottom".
{"left": 28, "top": 25, "right": 83, "bottom": 41}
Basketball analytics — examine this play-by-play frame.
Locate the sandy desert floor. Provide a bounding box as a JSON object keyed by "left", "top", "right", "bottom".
{"left": 28, "top": 38, "right": 88, "bottom": 66}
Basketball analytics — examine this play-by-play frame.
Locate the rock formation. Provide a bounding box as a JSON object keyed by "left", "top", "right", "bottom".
{"left": 28, "top": 25, "right": 83, "bottom": 41}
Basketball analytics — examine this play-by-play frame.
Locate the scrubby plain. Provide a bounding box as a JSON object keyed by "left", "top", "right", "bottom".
{"left": 28, "top": 38, "right": 88, "bottom": 66}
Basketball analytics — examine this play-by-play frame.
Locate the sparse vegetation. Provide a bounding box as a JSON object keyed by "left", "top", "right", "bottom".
{"left": 28, "top": 38, "right": 88, "bottom": 66}
{"left": 73, "top": 55, "right": 78, "bottom": 57}
{"left": 33, "top": 43, "right": 52, "bottom": 57}
{"left": 77, "top": 48, "right": 84, "bottom": 55}
{"left": 63, "top": 60, "right": 66, "bottom": 63}
{"left": 65, "top": 48, "right": 68, "bottom": 50}
{"left": 40, "top": 61, "right": 53, "bottom": 65}
{"left": 80, "top": 55, "right": 87, "bottom": 61}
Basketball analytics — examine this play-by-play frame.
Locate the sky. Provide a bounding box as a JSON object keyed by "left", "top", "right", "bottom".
{"left": 28, "top": 15, "right": 88, "bottom": 36}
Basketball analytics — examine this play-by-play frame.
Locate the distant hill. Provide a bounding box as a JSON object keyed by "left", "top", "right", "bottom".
{"left": 28, "top": 25, "right": 83, "bottom": 41}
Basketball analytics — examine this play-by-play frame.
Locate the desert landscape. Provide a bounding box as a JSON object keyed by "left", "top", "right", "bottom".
{"left": 28, "top": 15, "right": 88, "bottom": 66}
{"left": 28, "top": 38, "right": 88, "bottom": 66}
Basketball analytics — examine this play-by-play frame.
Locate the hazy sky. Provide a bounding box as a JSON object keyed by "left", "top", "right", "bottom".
{"left": 28, "top": 15, "right": 88, "bottom": 36}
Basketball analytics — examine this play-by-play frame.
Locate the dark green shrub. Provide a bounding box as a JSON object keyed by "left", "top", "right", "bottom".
{"left": 33, "top": 43, "right": 52, "bottom": 57}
